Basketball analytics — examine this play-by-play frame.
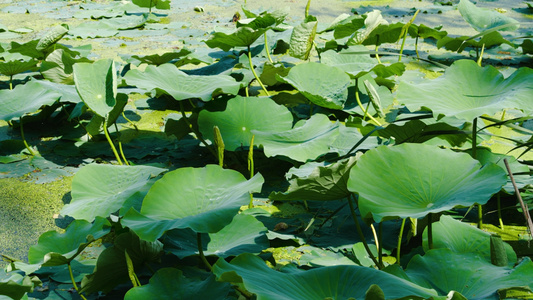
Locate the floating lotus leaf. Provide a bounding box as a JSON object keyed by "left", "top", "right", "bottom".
{"left": 124, "top": 268, "right": 230, "bottom": 300}
{"left": 213, "top": 253, "right": 439, "bottom": 299}
{"left": 68, "top": 21, "right": 118, "bottom": 38}
{"left": 458, "top": 0, "right": 519, "bottom": 32}
{"left": 73, "top": 58, "right": 117, "bottom": 117}
{"left": 122, "top": 165, "right": 264, "bottom": 241}
{"left": 205, "top": 27, "right": 267, "bottom": 51}
{"left": 198, "top": 96, "right": 293, "bottom": 151}
{"left": 396, "top": 60, "right": 533, "bottom": 122}
{"left": 348, "top": 143, "right": 507, "bottom": 222}
{"left": 0, "top": 80, "right": 61, "bottom": 121}
{"left": 124, "top": 63, "right": 242, "bottom": 101}
{"left": 277, "top": 62, "right": 351, "bottom": 109}
{"left": 405, "top": 249, "right": 533, "bottom": 299}
{"left": 60, "top": 164, "right": 167, "bottom": 222}
{"left": 253, "top": 114, "right": 339, "bottom": 162}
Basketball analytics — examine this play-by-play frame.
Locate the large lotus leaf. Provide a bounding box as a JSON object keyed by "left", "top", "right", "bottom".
{"left": 41, "top": 49, "right": 91, "bottom": 84}
{"left": 396, "top": 60, "right": 533, "bottom": 122}
{"left": 213, "top": 253, "right": 439, "bottom": 299}
{"left": 80, "top": 231, "right": 163, "bottom": 294}
{"left": 132, "top": 0, "right": 170, "bottom": 9}
{"left": 198, "top": 96, "right": 293, "bottom": 151}
{"left": 253, "top": 114, "right": 340, "bottom": 162}
{"left": 269, "top": 156, "right": 356, "bottom": 201}
{"left": 60, "top": 164, "right": 166, "bottom": 222}
{"left": 35, "top": 78, "right": 83, "bottom": 104}
{"left": 124, "top": 268, "right": 230, "bottom": 300}
{"left": 277, "top": 62, "right": 351, "bottom": 109}
{"left": 422, "top": 215, "right": 517, "bottom": 265}
{"left": 68, "top": 21, "right": 118, "bottom": 38}
{"left": 131, "top": 48, "right": 191, "bottom": 66}
{"left": 28, "top": 217, "right": 110, "bottom": 266}
{"left": 320, "top": 45, "right": 377, "bottom": 76}
{"left": 0, "top": 58, "right": 37, "bottom": 76}
{"left": 458, "top": 0, "right": 519, "bottom": 32}
{"left": 163, "top": 214, "right": 268, "bottom": 259}
{"left": 289, "top": 16, "right": 317, "bottom": 60}
{"left": 347, "top": 143, "right": 507, "bottom": 222}
{"left": 405, "top": 249, "right": 533, "bottom": 299}
{"left": 350, "top": 10, "right": 389, "bottom": 45}
{"left": 0, "top": 272, "right": 37, "bottom": 300}
{"left": 124, "top": 63, "right": 241, "bottom": 101}
{"left": 0, "top": 80, "right": 61, "bottom": 121}
{"left": 122, "top": 165, "right": 264, "bottom": 241}
{"left": 73, "top": 59, "right": 117, "bottom": 118}
{"left": 205, "top": 27, "right": 267, "bottom": 51}
{"left": 102, "top": 14, "right": 148, "bottom": 30}
{"left": 36, "top": 24, "right": 68, "bottom": 51}
{"left": 237, "top": 7, "right": 289, "bottom": 30}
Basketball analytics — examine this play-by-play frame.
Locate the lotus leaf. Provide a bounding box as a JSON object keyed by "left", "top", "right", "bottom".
{"left": 348, "top": 143, "right": 507, "bottom": 222}
{"left": 405, "top": 249, "right": 533, "bottom": 299}
{"left": 163, "top": 214, "right": 268, "bottom": 259}
{"left": 213, "top": 253, "right": 439, "bottom": 299}
{"left": 458, "top": 0, "right": 519, "bottom": 32}
{"left": 0, "top": 58, "right": 37, "bottom": 76}
{"left": 205, "top": 27, "right": 267, "bottom": 51}
{"left": 28, "top": 217, "right": 110, "bottom": 266}
{"left": 123, "top": 63, "right": 242, "bottom": 101}
{"left": 131, "top": 48, "right": 191, "bottom": 66}
{"left": 288, "top": 15, "right": 317, "bottom": 60}
{"left": 122, "top": 165, "right": 264, "bottom": 241}
{"left": 73, "top": 58, "right": 117, "bottom": 118}
{"left": 60, "top": 164, "right": 167, "bottom": 221}
{"left": 36, "top": 24, "right": 68, "bottom": 51}
{"left": 0, "top": 271, "right": 38, "bottom": 300}
{"left": 277, "top": 62, "right": 351, "bottom": 109}
{"left": 41, "top": 49, "right": 91, "bottom": 84}
{"left": 124, "top": 268, "right": 230, "bottom": 300}
{"left": 0, "top": 80, "right": 61, "bottom": 121}
{"left": 422, "top": 215, "right": 517, "bottom": 265}
{"left": 132, "top": 0, "right": 170, "bottom": 10}
{"left": 68, "top": 21, "right": 118, "bottom": 38}
{"left": 253, "top": 114, "right": 339, "bottom": 162}
{"left": 198, "top": 96, "right": 293, "bottom": 151}
{"left": 237, "top": 7, "right": 289, "bottom": 30}
{"left": 349, "top": 10, "right": 389, "bottom": 44}
{"left": 396, "top": 60, "right": 533, "bottom": 122}
{"left": 320, "top": 45, "right": 377, "bottom": 76}
{"left": 102, "top": 14, "right": 148, "bottom": 30}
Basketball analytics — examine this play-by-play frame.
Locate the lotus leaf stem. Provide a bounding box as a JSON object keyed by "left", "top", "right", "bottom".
{"left": 378, "top": 222, "right": 383, "bottom": 267}
{"left": 19, "top": 117, "right": 35, "bottom": 156}
{"left": 103, "top": 118, "right": 123, "bottom": 165}
{"left": 396, "top": 218, "right": 406, "bottom": 265}
{"left": 125, "top": 250, "right": 141, "bottom": 287}
{"left": 247, "top": 45, "right": 270, "bottom": 96}
{"left": 68, "top": 263, "right": 88, "bottom": 300}
{"left": 370, "top": 224, "right": 379, "bottom": 252}
{"left": 178, "top": 101, "right": 218, "bottom": 159}
{"left": 121, "top": 111, "right": 138, "bottom": 131}
{"left": 347, "top": 194, "right": 382, "bottom": 269}
{"left": 264, "top": 33, "right": 274, "bottom": 64}
{"left": 355, "top": 86, "right": 382, "bottom": 126}
{"left": 305, "top": 0, "right": 311, "bottom": 18}
{"left": 248, "top": 135, "right": 255, "bottom": 208}
{"left": 477, "top": 43, "right": 485, "bottom": 67}
{"left": 427, "top": 213, "right": 433, "bottom": 250}
{"left": 415, "top": 36, "right": 420, "bottom": 59}
{"left": 472, "top": 118, "right": 483, "bottom": 229}
{"left": 374, "top": 36, "right": 381, "bottom": 64}
{"left": 9, "top": 75, "right": 13, "bottom": 90}
{"left": 504, "top": 158, "right": 533, "bottom": 239}
{"left": 497, "top": 193, "right": 505, "bottom": 230}
{"left": 114, "top": 123, "right": 130, "bottom": 166}
{"left": 197, "top": 233, "right": 213, "bottom": 271}
{"left": 398, "top": 10, "right": 419, "bottom": 62}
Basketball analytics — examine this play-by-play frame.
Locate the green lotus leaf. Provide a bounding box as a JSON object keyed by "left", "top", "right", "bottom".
{"left": 132, "top": 0, "right": 170, "bottom": 9}
{"left": 359, "top": 22, "right": 407, "bottom": 47}
{"left": 122, "top": 165, "right": 264, "bottom": 241}
{"left": 73, "top": 58, "right": 117, "bottom": 118}
{"left": 102, "top": 14, "right": 148, "bottom": 30}
{"left": 213, "top": 253, "right": 439, "bottom": 299}
{"left": 0, "top": 80, "right": 61, "bottom": 121}
{"left": 80, "top": 231, "right": 163, "bottom": 294}
{"left": 277, "top": 62, "right": 351, "bottom": 109}
{"left": 458, "top": 0, "right": 519, "bottom": 32}
{"left": 163, "top": 214, "right": 268, "bottom": 259}
{"left": 237, "top": 7, "right": 289, "bottom": 30}
{"left": 349, "top": 10, "right": 389, "bottom": 45}
{"left": 0, "top": 271, "right": 38, "bottom": 300}
{"left": 36, "top": 24, "right": 68, "bottom": 51}
{"left": 198, "top": 96, "right": 293, "bottom": 151}
{"left": 405, "top": 249, "right": 533, "bottom": 299}
{"left": 437, "top": 31, "right": 514, "bottom": 53}
{"left": 131, "top": 48, "right": 191, "bottom": 66}
{"left": 269, "top": 156, "right": 356, "bottom": 201}
{"left": 41, "top": 49, "right": 92, "bottom": 84}
{"left": 289, "top": 16, "right": 317, "bottom": 60}
{"left": 326, "top": 14, "right": 365, "bottom": 39}
{"left": 205, "top": 26, "right": 267, "bottom": 51}
{"left": 320, "top": 45, "right": 377, "bottom": 76}
{"left": 348, "top": 143, "right": 507, "bottom": 222}
{"left": 60, "top": 164, "right": 167, "bottom": 222}
{"left": 124, "top": 268, "right": 230, "bottom": 300}
{"left": 124, "top": 63, "right": 242, "bottom": 101}
{"left": 379, "top": 119, "right": 467, "bottom": 146}
{"left": 330, "top": 125, "right": 381, "bottom": 156}
{"left": 422, "top": 215, "right": 517, "bottom": 265}
{"left": 0, "top": 58, "right": 38, "bottom": 76}
{"left": 68, "top": 21, "right": 118, "bottom": 38}
{"left": 396, "top": 60, "right": 533, "bottom": 122}
{"left": 27, "top": 217, "right": 110, "bottom": 266}
{"left": 253, "top": 114, "right": 340, "bottom": 162}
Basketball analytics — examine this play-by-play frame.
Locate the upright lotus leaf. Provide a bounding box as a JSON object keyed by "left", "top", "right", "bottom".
{"left": 132, "top": 0, "right": 170, "bottom": 9}
{"left": 198, "top": 96, "right": 293, "bottom": 151}
{"left": 41, "top": 49, "right": 91, "bottom": 84}
{"left": 73, "top": 59, "right": 117, "bottom": 118}
{"left": 289, "top": 15, "right": 317, "bottom": 60}
{"left": 253, "top": 114, "right": 339, "bottom": 162}
{"left": 0, "top": 80, "right": 61, "bottom": 121}
{"left": 349, "top": 10, "right": 389, "bottom": 45}
{"left": 123, "top": 64, "right": 242, "bottom": 101}
{"left": 213, "top": 253, "right": 439, "bottom": 299}
{"left": 124, "top": 268, "right": 230, "bottom": 300}
{"left": 0, "top": 272, "right": 39, "bottom": 300}
{"left": 0, "top": 57, "right": 38, "bottom": 77}
{"left": 405, "top": 249, "right": 533, "bottom": 299}
{"left": 458, "top": 0, "right": 519, "bottom": 32}
{"left": 80, "top": 231, "right": 163, "bottom": 294}
{"left": 60, "top": 164, "right": 167, "bottom": 222}
{"left": 131, "top": 48, "right": 191, "bottom": 66}
{"left": 269, "top": 156, "right": 357, "bottom": 201}
{"left": 237, "top": 7, "right": 289, "bottom": 30}
{"left": 277, "top": 62, "right": 351, "bottom": 109}
{"left": 163, "top": 214, "right": 269, "bottom": 259}
{"left": 320, "top": 45, "right": 377, "bottom": 76}
{"left": 28, "top": 217, "right": 110, "bottom": 266}
{"left": 348, "top": 143, "right": 507, "bottom": 222}
{"left": 422, "top": 215, "right": 517, "bottom": 266}
{"left": 205, "top": 27, "right": 267, "bottom": 51}
{"left": 396, "top": 60, "right": 533, "bottom": 122}
{"left": 122, "top": 165, "right": 264, "bottom": 241}
{"left": 36, "top": 24, "right": 68, "bottom": 51}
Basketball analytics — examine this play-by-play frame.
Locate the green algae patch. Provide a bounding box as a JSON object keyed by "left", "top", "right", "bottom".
{"left": 0, "top": 176, "right": 72, "bottom": 267}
